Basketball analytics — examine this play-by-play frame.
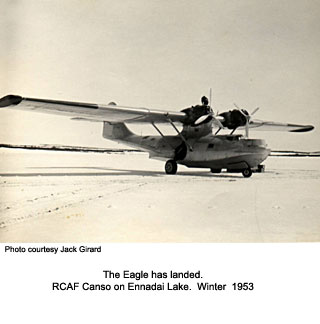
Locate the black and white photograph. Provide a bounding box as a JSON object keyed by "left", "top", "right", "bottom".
{"left": 0, "top": 1, "right": 319, "bottom": 322}
{"left": 0, "top": 0, "right": 319, "bottom": 243}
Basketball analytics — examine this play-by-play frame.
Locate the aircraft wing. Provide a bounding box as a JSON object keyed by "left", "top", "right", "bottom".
{"left": 0, "top": 95, "right": 313, "bottom": 131}
{"left": 247, "top": 119, "right": 314, "bottom": 132}
{"left": 0, "top": 94, "right": 187, "bottom": 124}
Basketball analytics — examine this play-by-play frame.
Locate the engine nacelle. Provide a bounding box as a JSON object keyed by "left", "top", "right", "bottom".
{"left": 218, "top": 109, "right": 248, "bottom": 129}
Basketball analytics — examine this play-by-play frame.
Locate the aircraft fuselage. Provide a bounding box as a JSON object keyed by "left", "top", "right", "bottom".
{"left": 102, "top": 122, "right": 270, "bottom": 173}
{"left": 149, "top": 135, "right": 269, "bottom": 170}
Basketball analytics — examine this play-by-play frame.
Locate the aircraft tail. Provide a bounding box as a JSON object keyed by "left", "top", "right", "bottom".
{"left": 102, "top": 122, "right": 134, "bottom": 140}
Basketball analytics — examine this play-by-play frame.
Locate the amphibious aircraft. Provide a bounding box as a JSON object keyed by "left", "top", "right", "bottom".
{"left": 0, "top": 94, "right": 314, "bottom": 177}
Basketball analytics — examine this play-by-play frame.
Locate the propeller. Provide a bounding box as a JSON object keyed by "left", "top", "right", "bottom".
{"left": 234, "top": 103, "right": 260, "bottom": 138}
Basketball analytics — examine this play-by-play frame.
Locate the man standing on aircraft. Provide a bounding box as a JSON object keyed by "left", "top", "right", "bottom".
{"left": 201, "top": 95, "right": 209, "bottom": 107}
{"left": 199, "top": 95, "right": 212, "bottom": 115}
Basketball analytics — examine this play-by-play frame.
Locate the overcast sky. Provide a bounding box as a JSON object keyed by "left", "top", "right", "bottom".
{"left": 0, "top": 0, "right": 319, "bottom": 150}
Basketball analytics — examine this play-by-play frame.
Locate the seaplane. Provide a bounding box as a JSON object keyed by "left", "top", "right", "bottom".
{"left": 0, "top": 93, "right": 314, "bottom": 177}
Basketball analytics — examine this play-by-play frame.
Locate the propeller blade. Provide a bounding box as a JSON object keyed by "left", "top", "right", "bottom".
{"left": 194, "top": 114, "right": 212, "bottom": 125}
{"left": 245, "top": 123, "right": 249, "bottom": 138}
{"left": 194, "top": 113, "right": 224, "bottom": 128}
{"left": 251, "top": 107, "right": 260, "bottom": 116}
{"left": 233, "top": 102, "right": 240, "bottom": 109}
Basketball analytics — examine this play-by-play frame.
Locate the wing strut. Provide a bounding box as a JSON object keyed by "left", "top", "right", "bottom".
{"left": 230, "top": 128, "right": 237, "bottom": 135}
{"left": 215, "top": 128, "right": 221, "bottom": 135}
{"left": 167, "top": 118, "right": 193, "bottom": 151}
{"left": 151, "top": 122, "right": 165, "bottom": 137}
{"left": 151, "top": 122, "right": 175, "bottom": 150}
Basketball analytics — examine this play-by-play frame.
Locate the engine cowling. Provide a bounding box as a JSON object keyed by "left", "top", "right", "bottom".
{"left": 181, "top": 105, "right": 212, "bottom": 126}
{"left": 219, "top": 109, "right": 248, "bottom": 129}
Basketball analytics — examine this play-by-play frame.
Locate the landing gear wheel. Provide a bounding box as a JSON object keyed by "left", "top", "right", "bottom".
{"left": 165, "top": 160, "right": 177, "bottom": 175}
{"left": 242, "top": 168, "right": 252, "bottom": 178}
{"left": 210, "top": 168, "right": 221, "bottom": 173}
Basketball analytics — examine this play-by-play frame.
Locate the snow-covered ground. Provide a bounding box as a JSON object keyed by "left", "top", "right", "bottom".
{"left": 0, "top": 148, "right": 319, "bottom": 242}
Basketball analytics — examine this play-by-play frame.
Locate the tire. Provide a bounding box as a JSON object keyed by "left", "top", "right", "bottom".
{"left": 165, "top": 160, "right": 177, "bottom": 175}
{"left": 210, "top": 168, "right": 221, "bottom": 173}
{"left": 242, "top": 168, "right": 252, "bottom": 178}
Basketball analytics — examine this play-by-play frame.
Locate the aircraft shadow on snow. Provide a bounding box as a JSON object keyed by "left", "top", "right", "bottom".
{"left": 0, "top": 166, "right": 242, "bottom": 178}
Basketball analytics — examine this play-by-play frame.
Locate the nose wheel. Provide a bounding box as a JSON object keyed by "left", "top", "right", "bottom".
{"left": 242, "top": 168, "right": 252, "bottom": 178}
{"left": 165, "top": 160, "right": 178, "bottom": 175}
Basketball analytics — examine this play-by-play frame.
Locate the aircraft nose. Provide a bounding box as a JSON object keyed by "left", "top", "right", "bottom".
{"left": 256, "top": 147, "right": 270, "bottom": 164}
